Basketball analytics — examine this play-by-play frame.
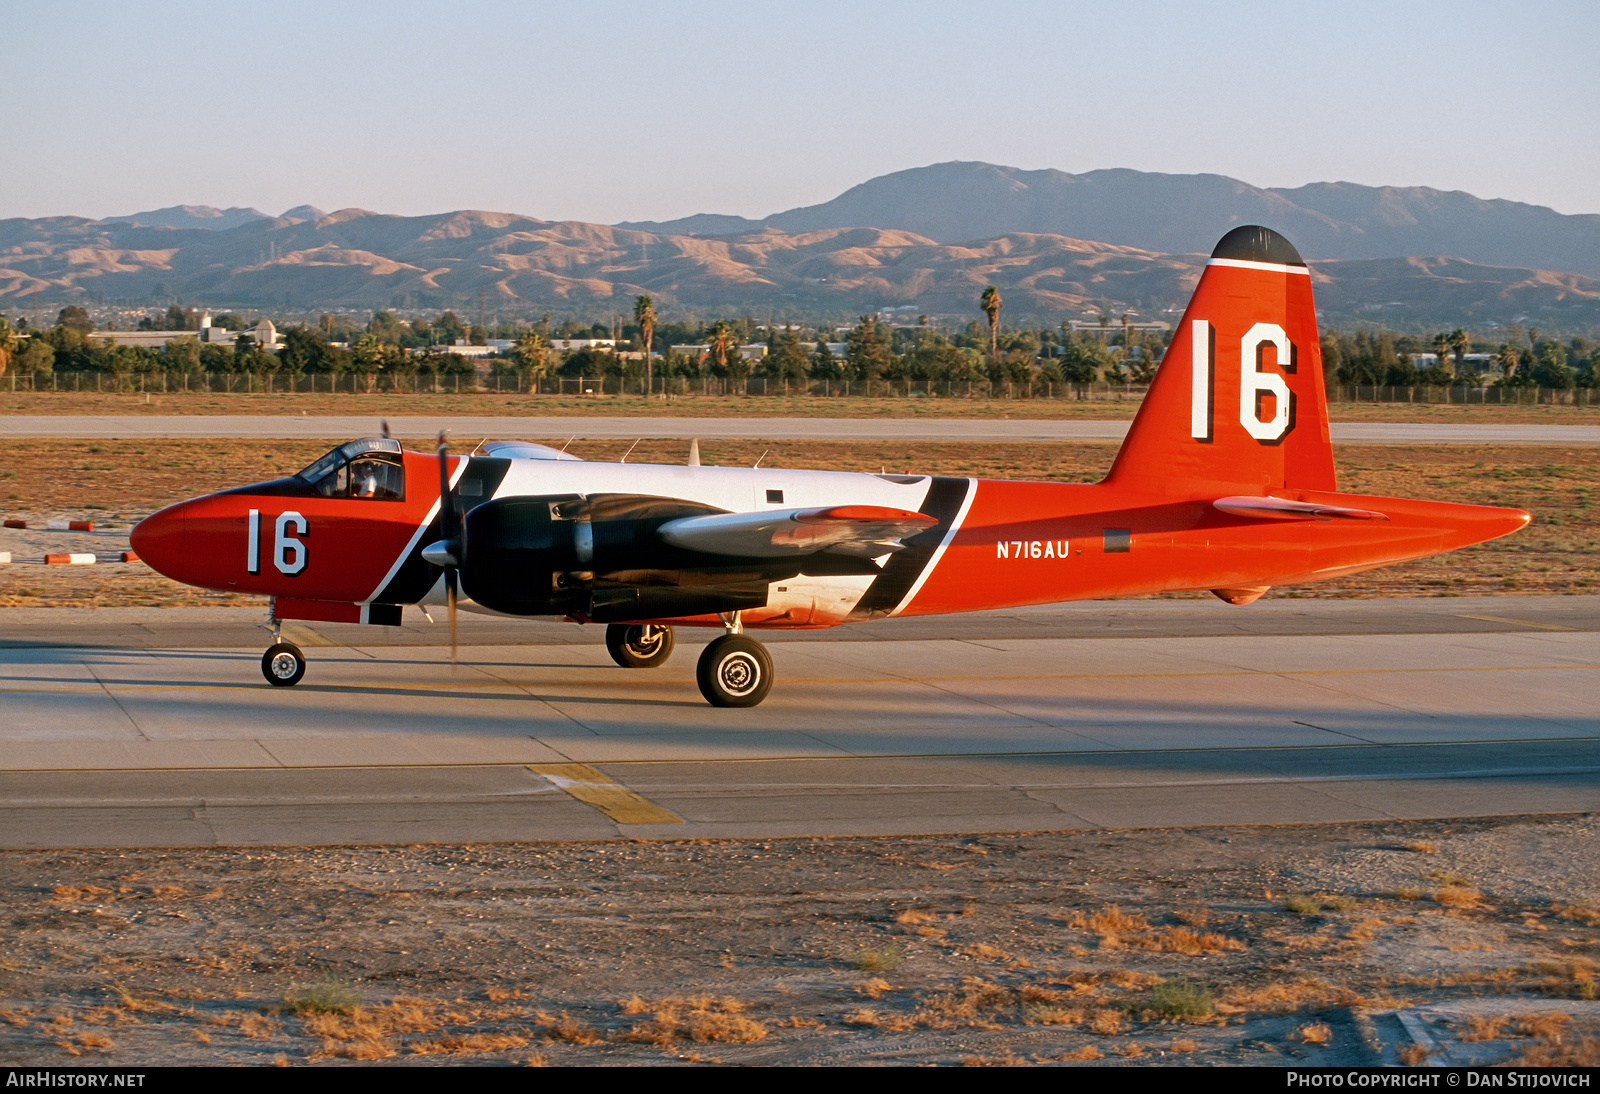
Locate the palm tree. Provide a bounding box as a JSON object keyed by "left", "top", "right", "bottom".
{"left": 633, "top": 294, "right": 657, "bottom": 396}
{"left": 1498, "top": 343, "right": 1521, "bottom": 379}
{"left": 979, "top": 286, "right": 1002, "bottom": 367}
{"left": 1432, "top": 332, "right": 1452, "bottom": 377}
{"left": 707, "top": 320, "right": 736, "bottom": 374}
{"left": 1449, "top": 328, "right": 1470, "bottom": 375}
{"left": 514, "top": 330, "right": 549, "bottom": 386}
{"left": 0, "top": 317, "right": 16, "bottom": 378}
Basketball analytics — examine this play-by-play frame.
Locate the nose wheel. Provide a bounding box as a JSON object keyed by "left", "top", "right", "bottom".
{"left": 605, "top": 623, "right": 676, "bottom": 668}
{"left": 696, "top": 634, "right": 772, "bottom": 708}
{"left": 261, "top": 642, "right": 306, "bottom": 687}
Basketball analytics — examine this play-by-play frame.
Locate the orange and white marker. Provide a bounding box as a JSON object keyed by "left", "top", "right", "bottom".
{"left": 46, "top": 520, "right": 94, "bottom": 532}
{"left": 0, "top": 551, "right": 10, "bottom": 564}
{"left": 45, "top": 553, "right": 96, "bottom": 565}
{"left": 120, "top": 551, "right": 140, "bottom": 563}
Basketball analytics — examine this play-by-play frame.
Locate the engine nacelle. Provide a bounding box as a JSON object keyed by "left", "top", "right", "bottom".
{"left": 458, "top": 494, "right": 587, "bottom": 615}
{"left": 458, "top": 493, "right": 777, "bottom": 620}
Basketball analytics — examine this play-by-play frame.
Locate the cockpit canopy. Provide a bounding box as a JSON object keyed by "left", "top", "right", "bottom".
{"left": 296, "top": 438, "right": 405, "bottom": 500}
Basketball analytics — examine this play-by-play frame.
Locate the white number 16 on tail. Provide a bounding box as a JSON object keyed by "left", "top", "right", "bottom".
{"left": 1189, "top": 319, "right": 1296, "bottom": 445}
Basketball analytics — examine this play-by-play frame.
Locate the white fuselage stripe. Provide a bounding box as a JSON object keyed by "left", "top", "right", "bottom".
{"left": 363, "top": 458, "right": 466, "bottom": 604}
{"left": 889, "top": 478, "right": 977, "bottom": 616}
{"left": 1206, "top": 257, "right": 1312, "bottom": 275}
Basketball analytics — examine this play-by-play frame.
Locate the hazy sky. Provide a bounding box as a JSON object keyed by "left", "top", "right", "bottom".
{"left": 5, "top": 0, "right": 1597, "bottom": 222}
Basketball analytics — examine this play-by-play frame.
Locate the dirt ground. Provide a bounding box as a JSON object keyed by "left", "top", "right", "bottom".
{"left": 1, "top": 389, "right": 1595, "bottom": 423}
{"left": 0, "top": 816, "right": 1596, "bottom": 1066}
{"left": 1, "top": 439, "right": 1594, "bottom": 607}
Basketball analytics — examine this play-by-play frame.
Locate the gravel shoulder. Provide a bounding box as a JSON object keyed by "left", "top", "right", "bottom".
{"left": 2, "top": 816, "right": 1597, "bottom": 1066}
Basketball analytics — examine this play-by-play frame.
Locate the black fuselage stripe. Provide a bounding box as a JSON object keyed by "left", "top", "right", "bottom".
{"left": 373, "top": 457, "right": 512, "bottom": 605}
{"left": 849, "top": 476, "right": 972, "bottom": 619}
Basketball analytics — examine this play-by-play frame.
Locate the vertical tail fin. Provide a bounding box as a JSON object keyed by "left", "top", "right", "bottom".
{"left": 1104, "top": 226, "right": 1335, "bottom": 496}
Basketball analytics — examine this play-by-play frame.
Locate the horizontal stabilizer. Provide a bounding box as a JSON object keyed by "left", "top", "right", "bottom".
{"left": 659, "top": 505, "right": 937, "bottom": 558}
{"left": 1214, "top": 496, "right": 1388, "bottom": 521}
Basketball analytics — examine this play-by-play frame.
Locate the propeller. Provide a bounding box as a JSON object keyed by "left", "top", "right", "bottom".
{"left": 419, "top": 429, "right": 460, "bottom": 665}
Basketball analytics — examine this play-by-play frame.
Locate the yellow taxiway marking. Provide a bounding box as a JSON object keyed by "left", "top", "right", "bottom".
{"left": 1, "top": 662, "right": 1594, "bottom": 696}
{"left": 1456, "top": 614, "right": 1577, "bottom": 632}
{"left": 528, "top": 763, "right": 683, "bottom": 825}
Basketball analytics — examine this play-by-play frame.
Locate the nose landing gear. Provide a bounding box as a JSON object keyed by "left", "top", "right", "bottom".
{"left": 261, "top": 642, "right": 306, "bottom": 687}
{"left": 260, "top": 613, "right": 306, "bottom": 687}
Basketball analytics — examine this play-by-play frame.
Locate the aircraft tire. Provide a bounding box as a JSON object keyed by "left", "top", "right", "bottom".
{"left": 605, "top": 623, "right": 676, "bottom": 669}
{"left": 696, "top": 634, "right": 773, "bottom": 708}
{"left": 261, "top": 642, "right": 306, "bottom": 687}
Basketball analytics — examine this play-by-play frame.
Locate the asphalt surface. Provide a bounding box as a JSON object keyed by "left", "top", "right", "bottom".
{"left": 3, "top": 414, "right": 1598, "bottom": 444}
{"left": 0, "top": 597, "right": 1595, "bottom": 849}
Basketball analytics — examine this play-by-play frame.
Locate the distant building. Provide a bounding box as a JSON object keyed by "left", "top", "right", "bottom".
{"left": 196, "top": 314, "right": 279, "bottom": 349}
{"left": 446, "top": 339, "right": 515, "bottom": 358}
{"left": 1065, "top": 319, "right": 1171, "bottom": 335}
{"left": 87, "top": 316, "right": 280, "bottom": 351}
{"left": 1409, "top": 352, "right": 1496, "bottom": 373}
{"left": 88, "top": 329, "right": 190, "bottom": 348}
{"left": 548, "top": 338, "right": 618, "bottom": 353}
{"left": 668, "top": 344, "right": 769, "bottom": 363}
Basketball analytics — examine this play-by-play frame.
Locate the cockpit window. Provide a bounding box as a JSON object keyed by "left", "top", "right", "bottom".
{"left": 296, "top": 438, "right": 405, "bottom": 500}
{"left": 343, "top": 455, "right": 404, "bottom": 499}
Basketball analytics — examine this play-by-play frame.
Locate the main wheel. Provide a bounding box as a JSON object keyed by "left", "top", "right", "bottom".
{"left": 605, "top": 623, "right": 676, "bottom": 669}
{"left": 261, "top": 642, "right": 306, "bottom": 687}
{"left": 696, "top": 634, "right": 773, "bottom": 708}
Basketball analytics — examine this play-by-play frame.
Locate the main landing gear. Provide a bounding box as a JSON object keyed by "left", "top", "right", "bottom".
{"left": 260, "top": 617, "right": 306, "bottom": 687}
{"left": 695, "top": 613, "right": 773, "bottom": 708}
{"left": 605, "top": 623, "right": 676, "bottom": 669}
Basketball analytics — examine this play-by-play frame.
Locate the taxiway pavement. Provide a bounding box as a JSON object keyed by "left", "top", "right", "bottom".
{"left": 2, "top": 415, "right": 1597, "bottom": 445}
{"left": 1, "top": 597, "right": 1595, "bottom": 848}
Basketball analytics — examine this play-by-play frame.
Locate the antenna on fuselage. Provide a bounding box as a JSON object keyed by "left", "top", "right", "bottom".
{"left": 687, "top": 439, "right": 701, "bottom": 467}
{"left": 380, "top": 419, "right": 391, "bottom": 439}
{"left": 620, "top": 438, "right": 642, "bottom": 463}
{"left": 753, "top": 449, "right": 769, "bottom": 468}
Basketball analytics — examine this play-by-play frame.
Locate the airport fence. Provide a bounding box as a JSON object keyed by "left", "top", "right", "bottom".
{"left": 3, "top": 369, "right": 1596, "bottom": 405}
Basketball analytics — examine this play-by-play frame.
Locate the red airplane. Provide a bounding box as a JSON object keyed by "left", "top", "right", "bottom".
{"left": 131, "top": 226, "right": 1530, "bottom": 707}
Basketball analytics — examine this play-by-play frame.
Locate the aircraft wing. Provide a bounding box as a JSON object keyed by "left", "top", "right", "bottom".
{"left": 658, "top": 505, "right": 938, "bottom": 558}
{"left": 1214, "top": 496, "right": 1388, "bottom": 521}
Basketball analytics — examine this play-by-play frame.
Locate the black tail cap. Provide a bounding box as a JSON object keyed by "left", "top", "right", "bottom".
{"left": 1211, "top": 225, "right": 1305, "bottom": 267}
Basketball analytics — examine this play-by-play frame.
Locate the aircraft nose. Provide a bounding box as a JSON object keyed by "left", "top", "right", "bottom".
{"left": 130, "top": 502, "right": 190, "bottom": 582}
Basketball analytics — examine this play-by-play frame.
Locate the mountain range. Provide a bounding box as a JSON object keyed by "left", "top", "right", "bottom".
{"left": 2, "top": 164, "right": 1596, "bottom": 330}
{"left": 623, "top": 162, "right": 1600, "bottom": 278}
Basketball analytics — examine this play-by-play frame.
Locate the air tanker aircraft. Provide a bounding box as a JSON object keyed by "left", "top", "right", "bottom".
{"left": 131, "top": 227, "right": 1530, "bottom": 707}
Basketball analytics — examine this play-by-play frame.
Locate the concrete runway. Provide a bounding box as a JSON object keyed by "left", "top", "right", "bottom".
{"left": 3, "top": 414, "right": 1598, "bottom": 445}
{"left": 1, "top": 598, "right": 1595, "bottom": 849}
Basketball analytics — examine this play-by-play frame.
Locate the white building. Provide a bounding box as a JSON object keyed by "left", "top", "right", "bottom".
{"left": 197, "top": 314, "right": 279, "bottom": 348}
{"left": 668, "top": 343, "right": 768, "bottom": 363}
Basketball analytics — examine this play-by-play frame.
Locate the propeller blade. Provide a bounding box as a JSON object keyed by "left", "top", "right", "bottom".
{"left": 436, "top": 430, "right": 454, "bottom": 539}
{"left": 447, "top": 571, "right": 458, "bottom": 667}
{"left": 436, "top": 429, "right": 460, "bottom": 668}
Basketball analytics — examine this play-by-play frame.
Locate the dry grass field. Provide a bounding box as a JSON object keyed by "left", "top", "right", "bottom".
{"left": 0, "top": 438, "right": 1593, "bottom": 607}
